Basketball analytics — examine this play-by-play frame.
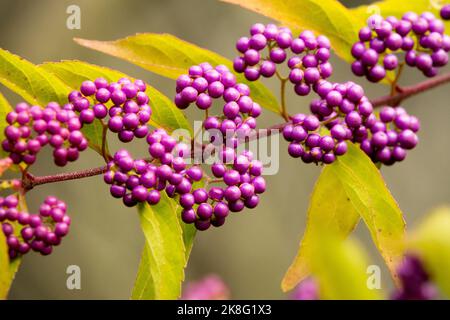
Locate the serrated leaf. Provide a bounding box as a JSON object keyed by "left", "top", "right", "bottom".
{"left": 0, "top": 49, "right": 104, "bottom": 154}
{"left": 351, "top": 0, "right": 450, "bottom": 32}
{"left": 0, "top": 92, "right": 12, "bottom": 158}
{"left": 0, "top": 48, "right": 68, "bottom": 105}
{"left": 80, "top": 119, "right": 107, "bottom": 156}
{"left": 220, "top": 0, "right": 363, "bottom": 63}
{"left": 331, "top": 143, "right": 406, "bottom": 282}
{"left": 41, "top": 60, "right": 192, "bottom": 134}
{"left": 282, "top": 166, "right": 360, "bottom": 292}
{"left": 132, "top": 194, "right": 188, "bottom": 300}
{"left": 74, "top": 34, "right": 280, "bottom": 114}
{"left": 180, "top": 220, "right": 197, "bottom": 260}
{"left": 408, "top": 207, "right": 450, "bottom": 297}
{"left": 283, "top": 143, "right": 405, "bottom": 292}
{"left": 310, "top": 230, "right": 382, "bottom": 300}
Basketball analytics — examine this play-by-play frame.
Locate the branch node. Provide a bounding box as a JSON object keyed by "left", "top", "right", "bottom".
{"left": 22, "top": 172, "right": 35, "bottom": 191}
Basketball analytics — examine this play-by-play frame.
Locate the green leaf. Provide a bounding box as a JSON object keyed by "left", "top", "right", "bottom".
{"left": 74, "top": 34, "right": 280, "bottom": 114}
{"left": 331, "top": 143, "right": 406, "bottom": 282}
{"left": 80, "top": 120, "right": 107, "bottom": 156}
{"left": 0, "top": 48, "right": 68, "bottom": 105}
{"left": 408, "top": 206, "right": 450, "bottom": 297}
{"left": 0, "top": 192, "right": 24, "bottom": 299}
{"left": 283, "top": 143, "right": 405, "bottom": 292}
{"left": 282, "top": 166, "right": 360, "bottom": 292}
{"left": 0, "top": 92, "right": 12, "bottom": 157}
{"left": 0, "top": 219, "right": 12, "bottom": 299}
{"left": 220, "top": 0, "right": 364, "bottom": 62}
{"left": 132, "top": 193, "right": 188, "bottom": 300}
{"left": 351, "top": 0, "right": 450, "bottom": 32}
{"left": 180, "top": 220, "right": 197, "bottom": 260}
{"left": 41, "top": 60, "right": 192, "bottom": 134}
{"left": 0, "top": 49, "right": 104, "bottom": 154}
{"left": 310, "top": 230, "right": 383, "bottom": 300}
{"left": 0, "top": 229, "right": 21, "bottom": 299}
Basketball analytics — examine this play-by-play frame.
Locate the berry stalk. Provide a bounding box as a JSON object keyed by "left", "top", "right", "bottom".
{"left": 279, "top": 78, "right": 289, "bottom": 121}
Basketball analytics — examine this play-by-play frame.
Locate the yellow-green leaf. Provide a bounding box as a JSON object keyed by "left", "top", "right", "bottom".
{"left": 0, "top": 192, "right": 24, "bottom": 299}
{"left": 351, "top": 0, "right": 450, "bottom": 32}
{"left": 41, "top": 60, "right": 192, "bottom": 134}
{"left": 331, "top": 143, "right": 406, "bottom": 282}
{"left": 0, "top": 92, "right": 12, "bottom": 158}
{"left": 0, "top": 229, "right": 21, "bottom": 299}
{"left": 0, "top": 49, "right": 104, "bottom": 154}
{"left": 180, "top": 220, "right": 196, "bottom": 260}
{"left": 220, "top": 0, "right": 364, "bottom": 62}
{"left": 0, "top": 48, "right": 68, "bottom": 105}
{"left": 282, "top": 166, "right": 360, "bottom": 292}
{"left": 408, "top": 206, "right": 450, "bottom": 297}
{"left": 310, "top": 230, "right": 382, "bottom": 300}
{"left": 0, "top": 211, "right": 11, "bottom": 299}
{"left": 132, "top": 194, "right": 188, "bottom": 300}
{"left": 74, "top": 34, "right": 280, "bottom": 114}
{"left": 283, "top": 143, "right": 405, "bottom": 291}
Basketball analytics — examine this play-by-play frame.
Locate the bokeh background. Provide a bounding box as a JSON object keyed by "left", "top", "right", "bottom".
{"left": 1, "top": 0, "right": 449, "bottom": 299}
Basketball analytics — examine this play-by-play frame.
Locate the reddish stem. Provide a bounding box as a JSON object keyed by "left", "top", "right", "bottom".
{"left": 22, "top": 166, "right": 108, "bottom": 191}
{"left": 371, "top": 71, "right": 450, "bottom": 107}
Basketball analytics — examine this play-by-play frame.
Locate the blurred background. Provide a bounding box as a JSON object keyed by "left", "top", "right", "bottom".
{"left": 0, "top": 0, "right": 449, "bottom": 299}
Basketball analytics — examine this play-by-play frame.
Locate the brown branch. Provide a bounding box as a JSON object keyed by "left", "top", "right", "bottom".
{"left": 22, "top": 166, "right": 108, "bottom": 191}
{"left": 371, "top": 71, "right": 450, "bottom": 107}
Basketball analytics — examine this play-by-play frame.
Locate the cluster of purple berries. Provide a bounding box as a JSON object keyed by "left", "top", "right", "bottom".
{"left": 352, "top": 12, "right": 450, "bottom": 81}
{"left": 177, "top": 148, "right": 265, "bottom": 231}
{"left": 175, "top": 63, "right": 261, "bottom": 146}
{"left": 392, "top": 254, "right": 437, "bottom": 300}
{"left": 283, "top": 113, "right": 347, "bottom": 164}
{"left": 104, "top": 148, "right": 162, "bottom": 207}
{"left": 68, "top": 77, "right": 151, "bottom": 142}
{"left": 104, "top": 129, "right": 182, "bottom": 207}
{"left": 2, "top": 102, "right": 88, "bottom": 166}
{"left": 282, "top": 81, "right": 376, "bottom": 164}
{"left": 1, "top": 195, "right": 70, "bottom": 259}
{"left": 172, "top": 63, "right": 266, "bottom": 230}
{"left": 282, "top": 79, "right": 420, "bottom": 165}
{"left": 233, "top": 24, "right": 332, "bottom": 95}
{"left": 104, "top": 126, "right": 266, "bottom": 231}
{"left": 360, "top": 106, "right": 419, "bottom": 165}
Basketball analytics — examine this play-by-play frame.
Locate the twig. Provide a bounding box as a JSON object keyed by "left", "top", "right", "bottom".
{"left": 22, "top": 166, "right": 108, "bottom": 191}
{"left": 372, "top": 71, "right": 450, "bottom": 107}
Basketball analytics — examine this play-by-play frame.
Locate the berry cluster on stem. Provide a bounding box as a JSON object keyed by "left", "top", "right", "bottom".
{"left": 352, "top": 12, "right": 449, "bottom": 82}
{"left": 1, "top": 195, "right": 70, "bottom": 258}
